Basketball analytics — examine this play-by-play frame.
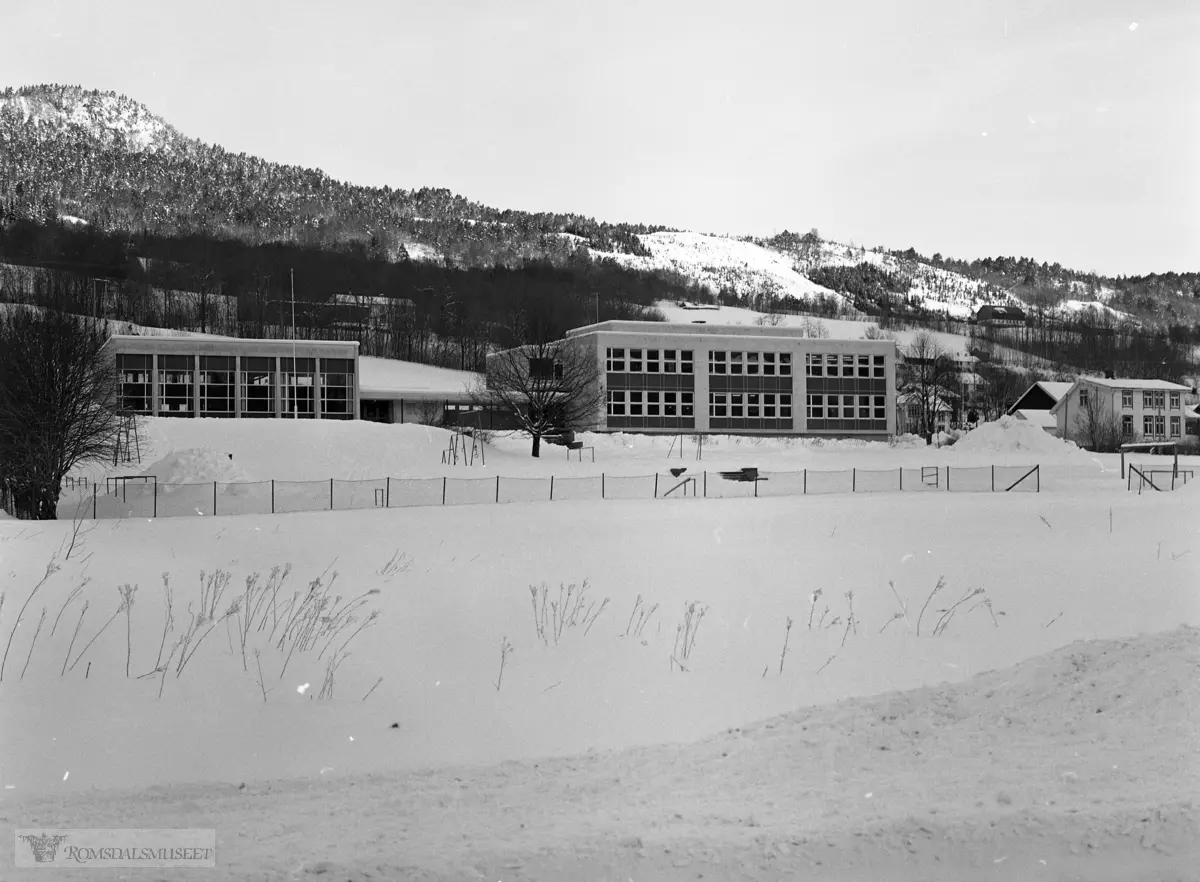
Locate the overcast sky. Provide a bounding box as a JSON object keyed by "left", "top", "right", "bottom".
{"left": 3, "top": 0, "right": 1196, "bottom": 276}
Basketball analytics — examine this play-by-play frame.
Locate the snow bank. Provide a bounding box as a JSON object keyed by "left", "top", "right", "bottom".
{"left": 140, "top": 448, "right": 257, "bottom": 484}
{"left": 952, "top": 416, "right": 1079, "bottom": 456}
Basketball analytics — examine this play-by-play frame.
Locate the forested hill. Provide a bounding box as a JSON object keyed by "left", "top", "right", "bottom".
{"left": 0, "top": 84, "right": 669, "bottom": 267}
{"left": 1, "top": 84, "right": 1197, "bottom": 349}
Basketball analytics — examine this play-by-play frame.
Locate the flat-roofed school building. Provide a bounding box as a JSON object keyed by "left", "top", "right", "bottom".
{"left": 561, "top": 321, "right": 898, "bottom": 436}
{"left": 104, "top": 335, "right": 360, "bottom": 419}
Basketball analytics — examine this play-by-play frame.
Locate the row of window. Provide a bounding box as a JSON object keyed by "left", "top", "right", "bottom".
{"left": 806, "top": 395, "right": 889, "bottom": 420}
{"left": 606, "top": 391, "right": 892, "bottom": 422}
{"left": 607, "top": 391, "right": 695, "bottom": 417}
{"left": 119, "top": 368, "right": 352, "bottom": 417}
{"left": 805, "top": 354, "right": 887, "bottom": 378}
{"left": 709, "top": 393, "right": 793, "bottom": 419}
{"left": 603, "top": 348, "right": 891, "bottom": 380}
{"left": 605, "top": 348, "right": 694, "bottom": 374}
{"left": 1084, "top": 389, "right": 1185, "bottom": 410}
{"left": 708, "top": 351, "right": 792, "bottom": 376}
{"left": 1125, "top": 414, "right": 1183, "bottom": 437}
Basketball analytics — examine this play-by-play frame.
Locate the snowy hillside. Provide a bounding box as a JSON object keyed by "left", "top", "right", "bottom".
{"left": 779, "top": 239, "right": 1020, "bottom": 319}
{"left": 0, "top": 86, "right": 181, "bottom": 152}
{"left": 1054, "top": 298, "right": 1139, "bottom": 325}
{"left": 591, "top": 231, "right": 853, "bottom": 309}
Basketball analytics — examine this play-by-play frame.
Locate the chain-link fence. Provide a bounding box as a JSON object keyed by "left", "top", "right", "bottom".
{"left": 53, "top": 464, "right": 1041, "bottom": 521}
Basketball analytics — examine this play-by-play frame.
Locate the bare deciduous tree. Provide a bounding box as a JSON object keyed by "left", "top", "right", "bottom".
{"left": 1072, "top": 383, "right": 1125, "bottom": 451}
{"left": 472, "top": 324, "right": 603, "bottom": 457}
{"left": 0, "top": 307, "right": 123, "bottom": 519}
{"left": 900, "top": 331, "right": 960, "bottom": 444}
{"left": 976, "top": 363, "right": 1022, "bottom": 421}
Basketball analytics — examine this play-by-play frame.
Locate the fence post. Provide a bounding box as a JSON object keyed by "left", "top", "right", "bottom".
{"left": 654, "top": 474, "right": 659, "bottom": 498}
{"left": 1036, "top": 465, "right": 1040, "bottom": 493}
{"left": 991, "top": 464, "right": 995, "bottom": 492}
{"left": 899, "top": 467, "right": 903, "bottom": 491}
{"left": 271, "top": 479, "right": 275, "bottom": 514}
{"left": 602, "top": 473, "right": 605, "bottom": 499}
{"left": 852, "top": 468, "right": 856, "bottom": 492}
{"left": 496, "top": 475, "right": 500, "bottom": 503}
{"left": 153, "top": 480, "right": 157, "bottom": 518}
{"left": 754, "top": 475, "right": 758, "bottom": 498}
{"left": 550, "top": 475, "right": 554, "bottom": 501}
{"left": 703, "top": 470, "right": 706, "bottom": 497}
{"left": 386, "top": 477, "right": 390, "bottom": 508}
{"left": 442, "top": 476, "right": 447, "bottom": 505}
{"left": 330, "top": 478, "right": 334, "bottom": 510}
{"left": 803, "top": 469, "right": 807, "bottom": 495}
{"left": 214, "top": 481, "right": 217, "bottom": 516}
{"left": 946, "top": 466, "right": 950, "bottom": 492}
{"left": 93, "top": 483, "right": 97, "bottom": 519}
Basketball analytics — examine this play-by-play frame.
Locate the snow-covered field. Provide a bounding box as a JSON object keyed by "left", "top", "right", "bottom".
{"left": 2, "top": 416, "right": 1198, "bottom": 879}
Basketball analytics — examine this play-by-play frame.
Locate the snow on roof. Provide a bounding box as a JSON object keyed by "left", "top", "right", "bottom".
{"left": 1034, "top": 381, "right": 1076, "bottom": 401}
{"left": 1049, "top": 377, "right": 1193, "bottom": 414}
{"left": 358, "top": 355, "right": 481, "bottom": 399}
{"left": 1076, "top": 377, "right": 1191, "bottom": 391}
{"left": 1013, "top": 409, "right": 1058, "bottom": 430}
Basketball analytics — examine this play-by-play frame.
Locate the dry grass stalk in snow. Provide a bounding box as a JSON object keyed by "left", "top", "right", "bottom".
{"left": 50, "top": 577, "right": 89, "bottom": 637}
{"left": 494, "top": 636, "right": 513, "bottom": 691}
{"left": 916, "top": 575, "right": 947, "bottom": 636}
{"left": 932, "top": 586, "right": 987, "bottom": 637}
{"left": 672, "top": 601, "right": 708, "bottom": 671}
{"left": 253, "top": 648, "right": 269, "bottom": 703}
{"left": 1, "top": 551, "right": 60, "bottom": 681}
{"left": 19, "top": 606, "right": 46, "bottom": 679}
{"left": 118, "top": 583, "right": 137, "bottom": 677}
{"left": 376, "top": 549, "right": 411, "bottom": 580}
{"left": 60, "top": 600, "right": 89, "bottom": 676}
{"left": 317, "top": 650, "right": 348, "bottom": 700}
{"left": 172, "top": 569, "right": 238, "bottom": 677}
{"left": 64, "top": 497, "right": 97, "bottom": 561}
{"left": 624, "top": 594, "right": 659, "bottom": 639}
{"left": 361, "top": 676, "right": 383, "bottom": 702}
{"left": 269, "top": 564, "right": 381, "bottom": 678}
{"left": 779, "top": 616, "right": 793, "bottom": 674}
{"left": 530, "top": 580, "right": 609, "bottom": 646}
{"left": 145, "top": 572, "right": 175, "bottom": 677}
{"left": 68, "top": 598, "right": 124, "bottom": 674}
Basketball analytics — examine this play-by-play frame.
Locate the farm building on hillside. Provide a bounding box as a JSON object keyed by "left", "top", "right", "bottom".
{"left": 105, "top": 335, "right": 360, "bottom": 419}
{"left": 1049, "top": 377, "right": 1193, "bottom": 446}
{"left": 975, "top": 305, "right": 1027, "bottom": 327}
{"left": 487, "top": 321, "right": 898, "bottom": 437}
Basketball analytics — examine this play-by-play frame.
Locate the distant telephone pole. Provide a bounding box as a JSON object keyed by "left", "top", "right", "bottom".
{"left": 291, "top": 268, "right": 297, "bottom": 418}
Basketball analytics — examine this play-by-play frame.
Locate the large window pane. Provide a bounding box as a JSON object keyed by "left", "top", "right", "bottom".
{"left": 200, "top": 355, "right": 234, "bottom": 417}
{"left": 321, "top": 358, "right": 352, "bottom": 418}
{"left": 157, "top": 354, "right": 194, "bottom": 417}
{"left": 241, "top": 357, "right": 275, "bottom": 417}
{"left": 116, "top": 353, "right": 152, "bottom": 413}
{"left": 281, "top": 357, "right": 315, "bottom": 418}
